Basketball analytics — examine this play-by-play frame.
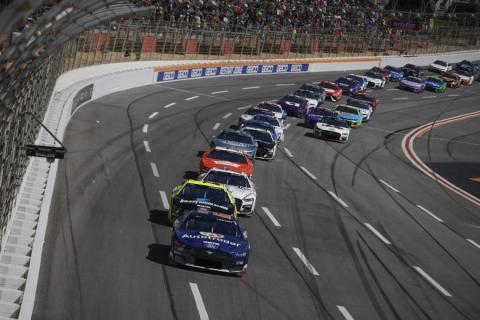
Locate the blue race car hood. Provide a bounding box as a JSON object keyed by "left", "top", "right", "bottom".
{"left": 176, "top": 229, "right": 249, "bottom": 254}
{"left": 425, "top": 79, "right": 442, "bottom": 88}
{"left": 337, "top": 113, "right": 361, "bottom": 121}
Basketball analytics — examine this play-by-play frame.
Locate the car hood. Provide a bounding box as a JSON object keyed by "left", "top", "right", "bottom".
{"left": 204, "top": 158, "right": 243, "bottom": 169}
{"left": 213, "top": 139, "right": 255, "bottom": 150}
{"left": 306, "top": 113, "right": 329, "bottom": 121}
{"left": 316, "top": 123, "right": 350, "bottom": 133}
{"left": 176, "top": 229, "right": 249, "bottom": 253}
{"left": 227, "top": 185, "right": 256, "bottom": 199}
{"left": 336, "top": 112, "right": 361, "bottom": 120}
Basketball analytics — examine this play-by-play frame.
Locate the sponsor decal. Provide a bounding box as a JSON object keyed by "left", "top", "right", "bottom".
{"left": 245, "top": 65, "right": 259, "bottom": 74}
{"left": 162, "top": 71, "right": 176, "bottom": 81}
{"left": 179, "top": 199, "right": 230, "bottom": 211}
{"left": 290, "top": 64, "right": 303, "bottom": 72}
{"left": 191, "top": 68, "right": 203, "bottom": 78}
{"left": 200, "top": 232, "right": 224, "bottom": 239}
{"left": 233, "top": 66, "right": 243, "bottom": 74}
{"left": 213, "top": 160, "right": 240, "bottom": 167}
{"left": 390, "top": 20, "right": 423, "bottom": 31}
{"left": 276, "top": 64, "right": 289, "bottom": 72}
{"left": 181, "top": 233, "right": 241, "bottom": 247}
{"left": 205, "top": 67, "right": 218, "bottom": 77}
{"left": 219, "top": 66, "right": 235, "bottom": 75}
{"left": 261, "top": 65, "right": 274, "bottom": 73}
{"left": 203, "top": 241, "right": 219, "bottom": 249}
{"left": 177, "top": 69, "right": 190, "bottom": 79}
{"left": 72, "top": 83, "right": 94, "bottom": 113}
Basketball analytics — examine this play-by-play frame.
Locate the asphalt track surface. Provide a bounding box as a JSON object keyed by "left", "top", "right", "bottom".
{"left": 33, "top": 71, "right": 480, "bottom": 320}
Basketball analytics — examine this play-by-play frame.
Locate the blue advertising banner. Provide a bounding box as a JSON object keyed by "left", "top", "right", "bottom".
{"left": 156, "top": 63, "right": 309, "bottom": 82}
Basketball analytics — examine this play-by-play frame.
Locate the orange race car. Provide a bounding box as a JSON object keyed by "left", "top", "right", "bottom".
{"left": 200, "top": 147, "right": 253, "bottom": 177}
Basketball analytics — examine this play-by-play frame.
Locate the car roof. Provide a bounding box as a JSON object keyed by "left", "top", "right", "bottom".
{"left": 219, "top": 128, "right": 252, "bottom": 137}
{"left": 204, "top": 167, "right": 249, "bottom": 178}
{"left": 211, "top": 146, "right": 246, "bottom": 155}
{"left": 243, "top": 126, "right": 273, "bottom": 135}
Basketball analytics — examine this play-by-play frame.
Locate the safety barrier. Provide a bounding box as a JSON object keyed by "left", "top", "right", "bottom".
{"left": 2, "top": 50, "right": 480, "bottom": 319}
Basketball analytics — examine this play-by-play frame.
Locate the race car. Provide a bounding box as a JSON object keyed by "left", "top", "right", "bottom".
{"left": 294, "top": 89, "right": 324, "bottom": 109}
{"left": 347, "top": 74, "right": 369, "bottom": 91}
{"left": 399, "top": 76, "right": 425, "bottom": 93}
{"left": 299, "top": 83, "right": 326, "bottom": 102}
{"left": 200, "top": 168, "right": 257, "bottom": 216}
{"left": 238, "top": 107, "right": 275, "bottom": 126}
{"left": 369, "top": 67, "right": 390, "bottom": 81}
{"left": 440, "top": 72, "right": 461, "bottom": 88}
{"left": 364, "top": 71, "right": 386, "bottom": 88}
{"left": 278, "top": 95, "right": 309, "bottom": 117}
{"left": 314, "top": 117, "right": 350, "bottom": 143}
{"left": 452, "top": 66, "right": 475, "bottom": 85}
{"left": 383, "top": 65, "right": 404, "bottom": 81}
{"left": 169, "top": 208, "right": 250, "bottom": 275}
{"left": 346, "top": 99, "right": 373, "bottom": 122}
{"left": 249, "top": 114, "right": 284, "bottom": 142}
{"left": 334, "top": 105, "right": 363, "bottom": 128}
{"left": 317, "top": 81, "right": 343, "bottom": 101}
{"left": 401, "top": 64, "right": 423, "bottom": 77}
{"left": 200, "top": 147, "right": 253, "bottom": 177}
{"left": 424, "top": 76, "right": 447, "bottom": 93}
{"left": 240, "top": 127, "right": 277, "bottom": 160}
{"left": 350, "top": 92, "right": 378, "bottom": 111}
{"left": 304, "top": 107, "right": 336, "bottom": 128}
{"left": 211, "top": 129, "right": 257, "bottom": 160}
{"left": 429, "top": 60, "right": 452, "bottom": 73}
{"left": 335, "top": 77, "right": 360, "bottom": 95}
{"left": 168, "top": 179, "right": 236, "bottom": 223}
{"left": 242, "top": 120, "right": 279, "bottom": 143}
{"left": 254, "top": 102, "right": 287, "bottom": 122}
{"left": 457, "top": 60, "right": 478, "bottom": 74}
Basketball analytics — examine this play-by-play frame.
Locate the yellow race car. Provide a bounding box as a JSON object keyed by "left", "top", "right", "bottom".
{"left": 334, "top": 105, "right": 363, "bottom": 128}
{"left": 168, "top": 179, "right": 237, "bottom": 224}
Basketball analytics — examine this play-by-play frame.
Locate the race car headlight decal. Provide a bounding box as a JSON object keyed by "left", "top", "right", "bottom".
{"left": 243, "top": 195, "right": 254, "bottom": 203}
{"left": 174, "top": 240, "right": 186, "bottom": 252}
{"left": 234, "top": 251, "right": 248, "bottom": 257}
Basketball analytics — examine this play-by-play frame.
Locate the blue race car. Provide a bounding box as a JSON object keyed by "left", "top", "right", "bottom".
{"left": 169, "top": 208, "right": 250, "bottom": 275}
{"left": 304, "top": 107, "right": 336, "bottom": 128}
{"left": 334, "top": 105, "right": 363, "bottom": 128}
{"left": 383, "top": 65, "right": 404, "bottom": 81}
{"left": 424, "top": 76, "right": 447, "bottom": 93}
{"left": 335, "top": 77, "right": 360, "bottom": 95}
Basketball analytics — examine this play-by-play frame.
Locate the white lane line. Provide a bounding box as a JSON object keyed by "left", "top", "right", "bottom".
{"left": 393, "top": 97, "right": 409, "bottom": 100}
{"left": 142, "top": 124, "right": 149, "bottom": 133}
{"left": 143, "top": 141, "right": 151, "bottom": 153}
{"left": 223, "top": 112, "right": 232, "bottom": 119}
{"left": 148, "top": 112, "right": 158, "bottom": 119}
{"left": 387, "top": 88, "right": 400, "bottom": 91}
{"left": 211, "top": 90, "right": 228, "bottom": 95}
{"left": 466, "top": 239, "right": 480, "bottom": 249}
{"left": 283, "top": 147, "right": 293, "bottom": 157}
{"left": 284, "top": 123, "right": 291, "bottom": 130}
{"left": 185, "top": 95, "right": 199, "bottom": 101}
{"left": 422, "top": 95, "right": 437, "bottom": 99}
{"left": 237, "top": 105, "right": 251, "bottom": 110}
{"left": 242, "top": 86, "right": 261, "bottom": 90}
{"left": 150, "top": 162, "right": 159, "bottom": 178}
{"left": 275, "top": 83, "right": 296, "bottom": 86}
{"left": 164, "top": 102, "right": 176, "bottom": 109}
{"left": 448, "top": 94, "right": 460, "bottom": 97}
{"left": 189, "top": 283, "right": 210, "bottom": 320}
{"left": 301, "top": 166, "right": 317, "bottom": 180}
{"left": 416, "top": 205, "right": 444, "bottom": 223}
{"left": 212, "top": 122, "right": 220, "bottom": 130}
{"left": 364, "top": 223, "right": 391, "bottom": 245}
{"left": 328, "top": 191, "right": 349, "bottom": 208}
{"left": 413, "top": 266, "right": 452, "bottom": 297}
{"left": 159, "top": 191, "right": 170, "bottom": 210}
{"left": 292, "top": 247, "right": 319, "bottom": 276}
{"left": 379, "top": 179, "right": 400, "bottom": 193}
{"left": 337, "top": 306, "right": 355, "bottom": 320}
{"left": 261, "top": 207, "right": 281, "bottom": 227}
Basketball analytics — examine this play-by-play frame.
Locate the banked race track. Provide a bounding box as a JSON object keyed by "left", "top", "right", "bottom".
{"left": 33, "top": 70, "right": 480, "bottom": 320}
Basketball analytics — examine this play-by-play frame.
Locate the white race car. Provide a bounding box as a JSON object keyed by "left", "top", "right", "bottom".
{"left": 199, "top": 168, "right": 257, "bottom": 216}
{"left": 429, "top": 60, "right": 452, "bottom": 73}
{"left": 256, "top": 101, "right": 287, "bottom": 124}
{"left": 364, "top": 71, "right": 386, "bottom": 88}
{"left": 294, "top": 89, "right": 323, "bottom": 109}
{"left": 314, "top": 117, "right": 350, "bottom": 143}
{"left": 452, "top": 68, "right": 474, "bottom": 85}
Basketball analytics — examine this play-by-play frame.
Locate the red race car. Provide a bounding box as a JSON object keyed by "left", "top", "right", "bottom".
{"left": 200, "top": 147, "right": 253, "bottom": 177}
{"left": 350, "top": 92, "right": 378, "bottom": 111}
{"left": 317, "top": 81, "right": 343, "bottom": 101}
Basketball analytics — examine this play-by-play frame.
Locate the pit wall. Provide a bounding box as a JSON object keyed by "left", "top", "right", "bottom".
{"left": 2, "top": 49, "right": 479, "bottom": 320}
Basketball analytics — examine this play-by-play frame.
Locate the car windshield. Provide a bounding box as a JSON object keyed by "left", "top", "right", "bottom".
{"left": 310, "top": 108, "right": 333, "bottom": 116}
{"left": 348, "top": 75, "right": 362, "bottom": 82}
{"left": 295, "top": 90, "right": 318, "bottom": 100}
{"left": 320, "top": 82, "right": 337, "bottom": 90}
{"left": 300, "top": 84, "right": 322, "bottom": 93}
{"left": 283, "top": 96, "right": 305, "bottom": 104}
{"left": 245, "top": 108, "right": 269, "bottom": 116}
{"left": 336, "top": 106, "right": 357, "bottom": 114}
{"left": 217, "top": 132, "right": 253, "bottom": 145}
{"left": 243, "top": 129, "right": 273, "bottom": 143}
{"left": 182, "top": 215, "right": 240, "bottom": 238}
{"left": 434, "top": 60, "right": 446, "bottom": 66}
{"left": 257, "top": 103, "right": 282, "bottom": 113}
{"left": 324, "top": 117, "right": 348, "bottom": 127}
{"left": 336, "top": 78, "right": 351, "bottom": 85}
{"left": 208, "top": 149, "right": 247, "bottom": 164}
{"left": 406, "top": 77, "right": 422, "bottom": 83}
{"left": 181, "top": 184, "right": 230, "bottom": 203}
{"left": 253, "top": 115, "right": 280, "bottom": 127}
{"left": 204, "top": 171, "right": 251, "bottom": 188}
{"left": 366, "top": 72, "right": 382, "bottom": 80}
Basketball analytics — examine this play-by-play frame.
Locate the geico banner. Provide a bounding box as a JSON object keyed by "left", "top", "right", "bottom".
{"left": 156, "top": 64, "right": 309, "bottom": 82}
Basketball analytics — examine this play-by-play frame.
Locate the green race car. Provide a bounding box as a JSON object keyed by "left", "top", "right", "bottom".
{"left": 424, "top": 76, "right": 447, "bottom": 93}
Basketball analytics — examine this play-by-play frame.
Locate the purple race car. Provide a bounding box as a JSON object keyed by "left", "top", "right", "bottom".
{"left": 278, "top": 95, "right": 308, "bottom": 118}
{"left": 399, "top": 76, "right": 425, "bottom": 93}
{"left": 304, "top": 107, "right": 336, "bottom": 128}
